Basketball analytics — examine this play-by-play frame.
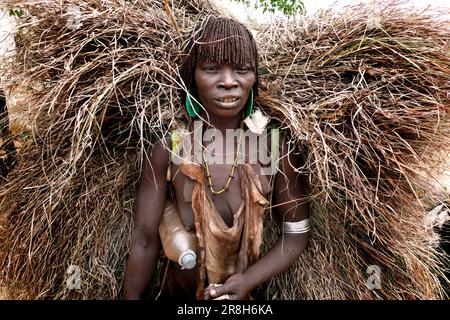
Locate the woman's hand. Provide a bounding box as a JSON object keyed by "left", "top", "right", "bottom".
{"left": 204, "top": 273, "right": 254, "bottom": 300}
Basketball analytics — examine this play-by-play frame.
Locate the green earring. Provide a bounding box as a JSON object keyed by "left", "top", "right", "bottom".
{"left": 243, "top": 88, "right": 254, "bottom": 118}
{"left": 185, "top": 91, "right": 201, "bottom": 117}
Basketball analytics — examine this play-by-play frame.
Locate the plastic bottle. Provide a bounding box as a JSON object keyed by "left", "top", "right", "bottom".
{"left": 158, "top": 200, "right": 197, "bottom": 269}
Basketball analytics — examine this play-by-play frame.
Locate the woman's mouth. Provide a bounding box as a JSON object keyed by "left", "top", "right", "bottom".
{"left": 216, "top": 96, "right": 240, "bottom": 103}
{"left": 215, "top": 96, "right": 240, "bottom": 109}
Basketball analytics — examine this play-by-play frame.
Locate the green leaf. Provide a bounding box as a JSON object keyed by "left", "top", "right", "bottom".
{"left": 231, "top": 0, "right": 304, "bottom": 16}
{"left": 8, "top": 9, "right": 24, "bottom": 17}
{"left": 20, "top": 132, "right": 30, "bottom": 141}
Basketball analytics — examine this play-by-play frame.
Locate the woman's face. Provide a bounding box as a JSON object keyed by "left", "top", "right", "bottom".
{"left": 194, "top": 62, "right": 256, "bottom": 119}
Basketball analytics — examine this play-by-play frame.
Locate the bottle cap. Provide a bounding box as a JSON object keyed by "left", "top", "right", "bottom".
{"left": 179, "top": 250, "right": 196, "bottom": 270}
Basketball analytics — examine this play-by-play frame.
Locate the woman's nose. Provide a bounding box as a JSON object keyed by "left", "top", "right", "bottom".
{"left": 218, "top": 68, "right": 238, "bottom": 89}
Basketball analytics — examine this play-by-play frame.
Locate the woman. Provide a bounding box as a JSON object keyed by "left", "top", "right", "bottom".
{"left": 122, "top": 16, "right": 310, "bottom": 300}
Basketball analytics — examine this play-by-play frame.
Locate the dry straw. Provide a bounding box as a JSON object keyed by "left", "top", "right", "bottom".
{"left": 0, "top": 0, "right": 217, "bottom": 299}
{"left": 257, "top": 1, "right": 450, "bottom": 299}
{"left": 0, "top": 0, "right": 449, "bottom": 299}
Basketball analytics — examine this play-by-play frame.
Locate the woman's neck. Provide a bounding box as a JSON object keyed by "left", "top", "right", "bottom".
{"left": 200, "top": 112, "right": 242, "bottom": 135}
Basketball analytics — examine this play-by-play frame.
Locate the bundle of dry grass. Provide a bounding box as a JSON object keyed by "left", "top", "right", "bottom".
{"left": 0, "top": 0, "right": 218, "bottom": 299}
{"left": 0, "top": 88, "right": 15, "bottom": 178}
{"left": 257, "top": 2, "right": 450, "bottom": 299}
{"left": 0, "top": 0, "right": 449, "bottom": 300}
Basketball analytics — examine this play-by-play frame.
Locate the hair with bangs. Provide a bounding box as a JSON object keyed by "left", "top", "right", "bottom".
{"left": 181, "top": 16, "right": 259, "bottom": 96}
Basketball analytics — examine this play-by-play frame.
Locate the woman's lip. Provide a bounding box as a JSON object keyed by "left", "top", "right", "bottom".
{"left": 216, "top": 96, "right": 240, "bottom": 102}
{"left": 214, "top": 97, "right": 241, "bottom": 109}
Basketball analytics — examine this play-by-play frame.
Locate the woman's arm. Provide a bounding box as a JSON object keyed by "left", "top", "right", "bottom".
{"left": 207, "top": 135, "right": 310, "bottom": 300}
{"left": 122, "top": 142, "right": 169, "bottom": 299}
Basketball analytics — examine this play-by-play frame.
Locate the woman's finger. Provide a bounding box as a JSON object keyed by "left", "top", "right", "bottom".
{"left": 210, "top": 283, "right": 230, "bottom": 298}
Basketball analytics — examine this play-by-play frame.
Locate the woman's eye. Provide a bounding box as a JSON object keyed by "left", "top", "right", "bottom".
{"left": 203, "top": 65, "right": 218, "bottom": 72}
{"left": 236, "top": 67, "right": 250, "bottom": 73}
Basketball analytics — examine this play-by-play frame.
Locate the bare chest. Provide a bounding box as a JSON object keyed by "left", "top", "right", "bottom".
{"left": 170, "top": 162, "right": 244, "bottom": 230}
{"left": 168, "top": 132, "right": 275, "bottom": 230}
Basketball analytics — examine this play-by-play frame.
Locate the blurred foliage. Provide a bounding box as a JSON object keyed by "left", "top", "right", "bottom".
{"left": 232, "top": 0, "right": 304, "bottom": 15}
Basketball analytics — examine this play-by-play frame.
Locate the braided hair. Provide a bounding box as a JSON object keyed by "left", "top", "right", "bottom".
{"left": 181, "top": 16, "right": 259, "bottom": 97}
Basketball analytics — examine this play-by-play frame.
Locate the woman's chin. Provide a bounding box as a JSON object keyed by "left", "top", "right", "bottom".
{"left": 216, "top": 108, "right": 243, "bottom": 118}
{"left": 199, "top": 100, "right": 245, "bottom": 120}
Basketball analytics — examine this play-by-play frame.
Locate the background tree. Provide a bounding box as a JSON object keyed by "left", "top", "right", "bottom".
{"left": 232, "top": 0, "right": 304, "bottom": 15}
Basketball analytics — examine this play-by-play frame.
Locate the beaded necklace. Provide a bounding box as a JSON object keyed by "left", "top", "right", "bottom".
{"left": 202, "top": 120, "right": 244, "bottom": 195}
